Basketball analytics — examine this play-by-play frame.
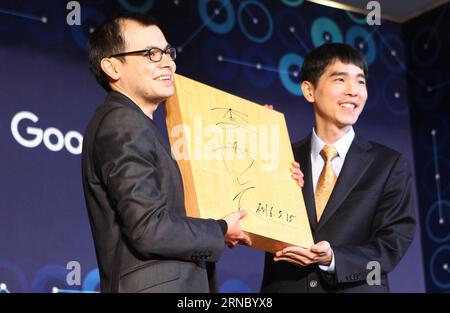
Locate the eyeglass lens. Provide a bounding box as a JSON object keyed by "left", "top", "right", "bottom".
{"left": 148, "top": 47, "right": 176, "bottom": 62}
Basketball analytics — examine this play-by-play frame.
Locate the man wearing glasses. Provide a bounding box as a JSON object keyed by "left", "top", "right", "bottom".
{"left": 82, "top": 13, "right": 250, "bottom": 293}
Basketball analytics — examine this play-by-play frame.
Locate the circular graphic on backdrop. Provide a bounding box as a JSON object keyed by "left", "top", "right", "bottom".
{"left": 430, "top": 245, "right": 450, "bottom": 289}
{"left": 237, "top": 0, "right": 273, "bottom": 43}
{"left": 364, "top": 77, "right": 380, "bottom": 112}
{"left": 378, "top": 33, "right": 405, "bottom": 73}
{"left": 82, "top": 268, "right": 100, "bottom": 292}
{"left": 202, "top": 37, "right": 238, "bottom": 82}
{"left": 278, "top": 53, "right": 303, "bottom": 96}
{"left": 241, "top": 45, "right": 276, "bottom": 88}
{"left": 345, "top": 25, "right": 377, "bottom": 65}
{"left": 275, "top": 9, "right": 309, "bottom": 51}
{"left": 346, "top": 11, "right": 367, "bottom": 25}
{"left": 31, "top": 264, "right": 67, "bottom": 293}
{"left": 0, "top": 260, "right": 28, "bottom": 292}
{"left": 382, "top": 75, "right": 409, "bottom": 116}
{"left": 418, "top": 114, "right": 449, "bottom": 152}
{"left": 311, "top": 17, "right": 343, "bottom": 47}
{"left": 412, "top": 26, "right": 441, "bottom": 67}
{"left": 198, "top": 0, "right": 235, "bottom": 35}
{"left": 118, "top": 0, "right": 154, "bottom": 13}
{"left": 281, "top": 0, "right": 305, "bottom": 7}
{"left": 426, "top": 200, "right": 450, "bottom": 243}
{"left": 421, "top": 157, "right": 450, "bottom": 199}
{"left": 412, "top": 70, "right": 445, "bottom": 111}
{"left": 71, "top": 7, "right": 105, "bottom": 51}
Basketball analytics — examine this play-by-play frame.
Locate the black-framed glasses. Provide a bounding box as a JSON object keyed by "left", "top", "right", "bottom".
{"left": 110, "top": 47, "right": 176, "bottom": 62}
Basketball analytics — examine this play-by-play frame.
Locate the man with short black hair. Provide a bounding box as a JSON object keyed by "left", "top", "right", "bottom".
{"left": 82, "top": 13, "right": 250, "bottom": 293}
{"left": 261, "top": 43, "right": 416, "bottom": 293}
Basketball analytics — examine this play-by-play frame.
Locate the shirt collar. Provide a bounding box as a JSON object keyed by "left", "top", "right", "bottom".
{"left": 311, "top": 127, "right": 355, "bottom": 161}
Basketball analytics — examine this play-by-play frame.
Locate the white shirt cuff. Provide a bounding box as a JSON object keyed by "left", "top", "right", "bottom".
{"left": 318, "top": 250, "right": 335, "bottom": 273}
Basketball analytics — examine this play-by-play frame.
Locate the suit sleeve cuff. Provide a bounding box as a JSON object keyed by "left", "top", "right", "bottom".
{"left": 217, "top": 219, "right": 228, "bottom": 235}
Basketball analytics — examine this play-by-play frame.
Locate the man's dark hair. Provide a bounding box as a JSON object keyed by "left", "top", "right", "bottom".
{"left": 300, "top": 43, "right": 368, "bottom": 86}
{"left": 87, "top": 13, "right": 159, "bottom": 91}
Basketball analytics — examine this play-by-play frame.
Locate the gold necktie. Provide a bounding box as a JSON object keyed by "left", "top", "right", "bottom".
{"left": 315, "top": 145, "right": 338, "bottom": 221}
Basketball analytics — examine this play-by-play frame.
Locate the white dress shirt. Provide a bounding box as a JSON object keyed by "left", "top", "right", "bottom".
{"left": 310, "top": 127, "right": 355, "bottom": 273}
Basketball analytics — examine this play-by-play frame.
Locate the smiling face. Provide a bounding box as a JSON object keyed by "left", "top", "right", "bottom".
{"left": 112, "top": 20, "right": 176, "bottom": 107}
{"left": 302, "top": 59, "right": 367, "bottom": 136}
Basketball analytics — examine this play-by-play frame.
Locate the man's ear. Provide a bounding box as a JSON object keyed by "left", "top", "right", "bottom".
{"left": 100, "top": 57, "right": 120, "bottom": 82}
{"left": 301, "top": 81, "right": 315, "bottom": 103}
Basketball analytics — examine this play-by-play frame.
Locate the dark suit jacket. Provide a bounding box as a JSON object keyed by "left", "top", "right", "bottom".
{"left": 261, "top": 134, "right": 416, "bottom": 292}
{"left": 82, "top": 92, "right": 225, "bottom": 293}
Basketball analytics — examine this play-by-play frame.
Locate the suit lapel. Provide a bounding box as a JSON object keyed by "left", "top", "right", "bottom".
{"left": 315, "top": 135, "right": 374, "bottom": 232}
{"left": 147, "top": 119, "right": 185, "bottom": 190}
{"left": 293, "top": 135, "right": 318, "bottom": 231}
{"left": 146, "top": 118, "right": 174, "bottom": 158}
{"left": 108, "top": 92, "right": 175, "bottom": 159}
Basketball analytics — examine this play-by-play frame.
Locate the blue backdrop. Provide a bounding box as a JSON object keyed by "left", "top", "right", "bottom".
{"left": 0, "top": 0, "right": 433, "bottom": 292}
{"left": 404, "top": 2, "right": 450, "bottom": 293}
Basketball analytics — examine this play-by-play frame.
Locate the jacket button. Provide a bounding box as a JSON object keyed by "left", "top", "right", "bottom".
{"left": 309, "top": 280, "right": 318, "bottom": 288}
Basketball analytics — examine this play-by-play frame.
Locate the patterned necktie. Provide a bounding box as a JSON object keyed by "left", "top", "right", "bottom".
{"left": 315, "top": 145, "right": 338, "bottom": 221}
